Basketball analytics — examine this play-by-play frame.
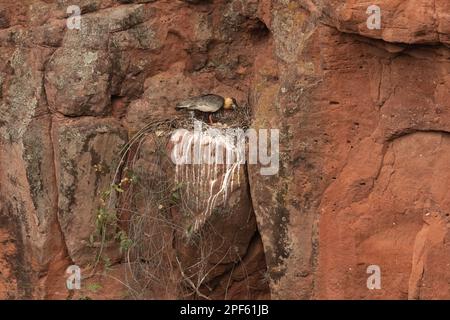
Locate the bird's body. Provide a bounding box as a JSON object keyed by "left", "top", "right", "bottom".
{"left": 176, "top": 94, "right": 238, "bottom": 124}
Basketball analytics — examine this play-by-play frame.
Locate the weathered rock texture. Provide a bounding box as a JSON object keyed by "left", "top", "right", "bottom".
{"left": 0, "top": 0, "right": 449, "bottom": 299}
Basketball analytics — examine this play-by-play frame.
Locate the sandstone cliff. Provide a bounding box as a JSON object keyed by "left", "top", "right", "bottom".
{"left": 0, "top": 0, "right": 449, "bottom": 299}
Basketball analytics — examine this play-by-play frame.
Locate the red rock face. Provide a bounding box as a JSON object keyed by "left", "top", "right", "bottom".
{"left": 0, "top": 0, "right": 449, "bottom": 299}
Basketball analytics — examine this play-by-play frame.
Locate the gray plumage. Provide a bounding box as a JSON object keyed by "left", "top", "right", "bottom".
{"left": 176, "top": 94, "right": 227, "bottom": 113}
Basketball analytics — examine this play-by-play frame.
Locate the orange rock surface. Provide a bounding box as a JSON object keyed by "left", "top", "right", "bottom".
{"left": 0, "top": 0, "right": 449, "bottom": 299}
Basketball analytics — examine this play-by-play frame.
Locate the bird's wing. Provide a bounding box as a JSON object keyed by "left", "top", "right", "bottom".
{"left": 200, "top": 94, "right": 224, "bottom": 104}
{"left": 175, "top": 98, "right": 194, "bottom": 109}
{"left": 175, "top": 95, "right": 224, "bottom": 112}
{"left": 192, "top": 103, "right": 222, "bottom": 113}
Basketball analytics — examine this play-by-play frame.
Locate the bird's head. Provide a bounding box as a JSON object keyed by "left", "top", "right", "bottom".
{"left": 224, "top": 97, "right": 238, "bottom": 110}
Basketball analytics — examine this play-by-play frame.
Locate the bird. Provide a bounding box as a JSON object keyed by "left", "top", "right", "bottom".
{"left": 175, "top": 94, "right": 238, "bottom": 124}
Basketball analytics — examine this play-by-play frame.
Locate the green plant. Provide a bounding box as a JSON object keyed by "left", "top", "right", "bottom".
{"left": 102, "top": 256, "right": 112, "bottom": 271}
{"left": 116, "top": 230, "right": 133, "bottom": 253}
{"left": 95, "top": 207, "right": 117, "bottom": 236}
{"left": 90, "top": 165, "right": 140, "bottom": 272}
{"left": 87, "top": 283, "right": 102, "bottom": 293}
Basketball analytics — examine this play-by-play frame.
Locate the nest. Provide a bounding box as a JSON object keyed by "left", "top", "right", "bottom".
{"left": 95, "top": 102, "right": 253, "bottom": 299}
{"left": 185, "top": 101, "right": 252, "bottom": 130}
